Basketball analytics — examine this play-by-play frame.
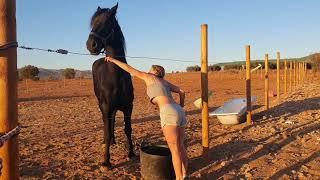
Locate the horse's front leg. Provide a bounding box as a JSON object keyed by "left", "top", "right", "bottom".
{"left": 110, "top": 109, "right": 117, "bottom": 145}
{"left": 100, "top": 102, "right": 114, "bottom": 168}
{"left": 102, "top": 109, "right": 116, "bottom": 145}
{"left": 122, "top": 104, "right": 135, "bottom": 158}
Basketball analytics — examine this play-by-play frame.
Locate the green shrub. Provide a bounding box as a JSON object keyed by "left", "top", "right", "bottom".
{"left": 186, "top": 65, "right": 201, "bottom": 72}
{"left": 20, "top": 65, "right": 39, "bottom": 80}
{"left": 63, "top": 68, "right": 76, "bottom": 79}
{"left": 309, "top": 53, "right": 320, "bottom": 71}
{"left": 269, "top": 62, "right": 277, "bottom": 70}
{"left": 224, "top": 64, "right": 242, "bottom": 70}
{"left": 208, "top": 65, "right": 221, "bottom": 71}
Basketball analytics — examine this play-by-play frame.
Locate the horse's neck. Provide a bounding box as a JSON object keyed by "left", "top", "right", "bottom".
{"left": 105, "top": 45, "right": 127, "bottom": 64}
{"left": 114, "top": 50, "right": 127, "bottom": 64}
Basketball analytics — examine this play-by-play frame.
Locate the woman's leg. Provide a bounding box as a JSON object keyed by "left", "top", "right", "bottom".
{"left": 162, "top": 125, "right": 183, "bottom": 180}
{"left": 179, "top": 127, "right": 188, "bottom": 177}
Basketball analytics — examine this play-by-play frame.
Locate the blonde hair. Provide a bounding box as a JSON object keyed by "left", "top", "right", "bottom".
{"left": 150, "top": 65, "right": 165, "bottom": 78}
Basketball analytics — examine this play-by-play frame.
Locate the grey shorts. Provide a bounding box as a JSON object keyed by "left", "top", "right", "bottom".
{"left": 159, "top": 103, "right": 187, "bottom": 127}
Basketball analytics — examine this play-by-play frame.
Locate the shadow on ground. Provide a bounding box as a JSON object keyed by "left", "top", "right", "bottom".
{"left": 189, "top": 121, "right": 319, "bottom": 179}
{"left": 19, "top": 95, "right": 92, "bottom": 102}
{"left": 188, "top": 96, "right": 320, "bottom": 179}
{"left": 253, "top": 97, "right": 320, "bottom": 121}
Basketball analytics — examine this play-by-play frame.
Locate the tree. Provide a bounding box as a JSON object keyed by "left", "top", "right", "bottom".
{"left": 224, "top": 64, "right": 242, "bottom": 70}
{"left": 306, "top": 63, "right": 312, "bottom": 70}
{"left": 208, "top": 65, "right": 221, "bottom": 71}
{"left": 269, "top": 62, "right": 277, "bottom": 70}
{"left": 63, "top": 68, "right": 76, "bottom": 79}
{"left": 20, "top": 65, "right": 39, "bottom": 80}
{"left": 186, "top": 65, "right": 201, "bottom": 72}
{"left": 310, "top": 53, "right": 320, "bottom": 71}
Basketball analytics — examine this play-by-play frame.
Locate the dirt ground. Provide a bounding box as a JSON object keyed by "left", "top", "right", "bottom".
{"left": 17, "top": 71, "right": 320, "bottom": 179}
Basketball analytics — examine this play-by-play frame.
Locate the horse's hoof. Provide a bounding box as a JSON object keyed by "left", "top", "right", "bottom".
{"left": 109, "top": 136, "right": 116, "bottom": 145}
{"left": 111, "top": 139, "right": 116, "bottom": 145}
{"left": 101, "top": 162, "right": 112, "bottom": 170}
{"left": 128, "top": 152, "right": 136, "bottom": 159}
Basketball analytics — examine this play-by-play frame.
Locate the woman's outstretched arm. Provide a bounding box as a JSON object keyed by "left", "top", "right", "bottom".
{"left": 105, "top": 57, "right": 148, "bottom": 81}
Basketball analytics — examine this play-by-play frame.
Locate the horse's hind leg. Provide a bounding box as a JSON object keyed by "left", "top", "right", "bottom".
{"left": 122, "top": 104, "right": 135, "bottom": 158}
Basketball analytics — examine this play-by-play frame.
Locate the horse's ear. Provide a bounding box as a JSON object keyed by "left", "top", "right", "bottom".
{"left": 97, "top": 6, "right": 101, "bottom": 11}
{"left": 110, "top": 3, "right": 118, "bottom": 16}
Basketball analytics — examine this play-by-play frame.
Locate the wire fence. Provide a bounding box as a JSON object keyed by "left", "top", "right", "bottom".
{"left": 18, "top": 45, "right": 219, "bottom": 64}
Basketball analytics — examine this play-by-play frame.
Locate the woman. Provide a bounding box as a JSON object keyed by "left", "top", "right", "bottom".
{"left": 105, "top": 57, "right": 188, "bottom": 180}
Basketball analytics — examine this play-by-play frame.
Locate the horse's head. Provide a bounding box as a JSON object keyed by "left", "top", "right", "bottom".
{"left": 86, "top": 3, "right": 118, "bottom": 55}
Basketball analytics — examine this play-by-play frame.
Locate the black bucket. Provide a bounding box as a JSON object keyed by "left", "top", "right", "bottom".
{"left": 140, "top": 144, "right": 175, "bottom": 180}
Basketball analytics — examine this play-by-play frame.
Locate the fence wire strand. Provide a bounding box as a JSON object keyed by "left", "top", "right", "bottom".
{"left": 18, "top": 45, "right": 218, "bottom": 64}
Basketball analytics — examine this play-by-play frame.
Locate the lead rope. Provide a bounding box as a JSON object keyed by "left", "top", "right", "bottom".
{"left": 0, "top": 125, "right": 21, "bottom": 176}
{"left": 0, "top": 42, "right": 18, "bottom": 51}
{"left": 0, "top": 125, "right": 21, "bottom": 147}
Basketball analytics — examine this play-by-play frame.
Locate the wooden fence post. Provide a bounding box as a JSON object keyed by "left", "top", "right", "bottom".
{"left": 301, "top": 62, "right": 303, "bottom": 84}
{"left": 296, "top": 62, "right": 299, "bottom": 86}
{"left": 302, "top": 62, "right": 304, "bottom": 82}
{"left": 264, "top": 54, "right": 269, "bottom": 110}
{"left": 0, "top": 0, "right": 19, "bottom": 179}
{"left": 289, "top": 61, "right": 292, "bottom": 91}
{"left": 302, "top": 62, "right": 304, "bottom": 83}
{"left": 298, "top": 63, "right": 300, "bottom": 84}
{"left": 303, "top": 63, "right": 306, "bottom": 82}
{"left": 296, "top": 62, "right": 298, "bottom": 87}
{"left": 298, "top": 62, "right": 301, "bottom": 85}
{"left": 277, "top": 52, "right": 280, "bottom": 100}
{"left": 25, "top": 79, "right": 28, "bottom": 93}
{"left": 201, "top": 24, "right": 209, "bottom": 154}
{"left": 284, "top": 60, "right": 287, "bottom": 94}
{"left": 305, "top": 62, "right": 307, "bottom": 82}
{"left": 304, "top": 62, "right": 307, "bottom": 81}
{"left": 260, "top": 66, "right": 263, "bottom": 80}
{"left": 246, "top": 45, "right": 252, "bottom": 124}
{"left": 293, "top": 62, "right": 296, "bottom": 88}
{"left": 302, "top": 62, "right": 305, "bottom": 82}
{"left": 300, "top": 62, "right": 303, "bottom": 84}
{"left": 300, "top": 62, "right": 303, "bottom": 82}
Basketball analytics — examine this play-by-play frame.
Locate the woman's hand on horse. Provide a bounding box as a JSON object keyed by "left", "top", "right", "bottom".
{"left": 105, "top": 56, "right": 114, "bottom": 63}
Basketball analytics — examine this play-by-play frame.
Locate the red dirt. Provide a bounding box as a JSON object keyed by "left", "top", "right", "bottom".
{"left": 18, "top": 71, "right": 320, "bottom": 179}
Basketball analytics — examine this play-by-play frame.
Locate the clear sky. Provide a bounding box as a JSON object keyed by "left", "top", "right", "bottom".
{"left": 17, "top": 0, "right": 320, "bottom": 71}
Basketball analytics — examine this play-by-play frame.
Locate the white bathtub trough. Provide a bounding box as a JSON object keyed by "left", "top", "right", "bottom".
{"left": 209, "top": 97, "right": 257, "bottom": 125}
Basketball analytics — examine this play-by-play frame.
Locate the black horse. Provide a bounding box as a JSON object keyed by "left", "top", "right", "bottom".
{"left": 86, "top": 3, "right": 135, "bottom": 168}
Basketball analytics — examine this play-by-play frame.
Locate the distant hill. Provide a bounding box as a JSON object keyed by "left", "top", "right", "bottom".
{"left": 18, "top": 68, "right": 92, "bottom": 80}
{"left": 214, "top": 54, "right": 312, "bottom": 66}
